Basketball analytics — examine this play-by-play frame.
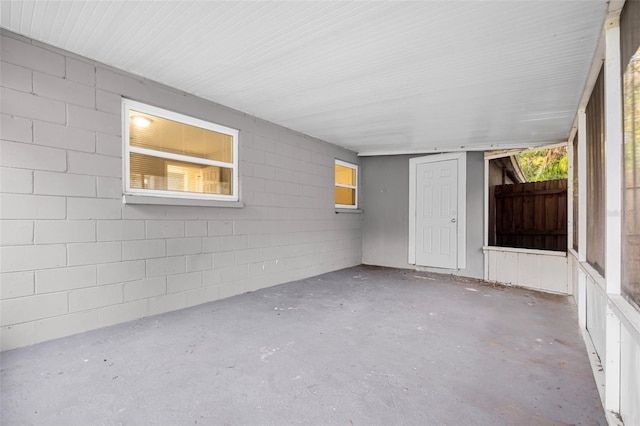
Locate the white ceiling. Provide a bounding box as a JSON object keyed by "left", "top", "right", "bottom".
{"left": 1, "top": 1, "right": 608, "bottom": 155}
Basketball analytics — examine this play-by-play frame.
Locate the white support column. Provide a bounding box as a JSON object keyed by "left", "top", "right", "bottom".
{"left": 568, "top": 143, "right": 574, "bottom": 254}
{"left": 567, "top": 143, "right": 576, "bottom": 296}
{"left": 483, "top": 158, "right": 489, "bottom": 281}
{"left": 603, "top": 19, "right": 623, "bottom": 413}
{"left": 578, "top": 109, "right": 587, "bottom": 262}
{"left": 604, "top": 21, "right": 623, "bottom": 295}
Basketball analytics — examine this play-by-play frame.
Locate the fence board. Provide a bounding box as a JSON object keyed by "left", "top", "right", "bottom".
{"left": 494, "top": 179, "right": 568, "bottom": 252}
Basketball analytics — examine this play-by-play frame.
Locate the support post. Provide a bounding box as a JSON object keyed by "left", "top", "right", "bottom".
{"left": 603, "top": 19, "right": 623, "bottom": 413}
{"left": 483, "top": 158, "right": 489, "bottom": 281}
{"left": 568, "top": 142, "right": 574, "bottom": 256}
{"left": 577, "top": 109, "right": 587, "bottom": 263}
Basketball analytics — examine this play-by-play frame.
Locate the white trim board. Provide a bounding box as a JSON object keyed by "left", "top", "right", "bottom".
{"left": 408, "top": 152, "right": 467, "bottom": 270}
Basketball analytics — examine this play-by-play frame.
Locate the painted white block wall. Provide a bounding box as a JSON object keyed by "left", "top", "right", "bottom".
{"left": 0, "top": 30, "right": 363, "bottom": 351}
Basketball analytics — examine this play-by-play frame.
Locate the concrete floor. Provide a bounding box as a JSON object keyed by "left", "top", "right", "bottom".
{"left": 1, "top": 265, "right": 605, "bottom": 425}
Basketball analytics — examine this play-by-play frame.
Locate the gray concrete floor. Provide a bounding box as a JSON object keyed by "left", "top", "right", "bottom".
{"left": 1, "top": 265, "right": 605, "bottom": 425}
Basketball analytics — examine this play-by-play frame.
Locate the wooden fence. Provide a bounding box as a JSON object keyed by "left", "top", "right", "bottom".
{"left": 490, "top": 179, "right": 568, "bottom": 252}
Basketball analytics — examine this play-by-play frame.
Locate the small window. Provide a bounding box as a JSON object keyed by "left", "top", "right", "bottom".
{"left": 335, "top": 160, "right": 358, "bottom": 209}
{"left": 123, "top": 100, "right": 239, "bottom": 201}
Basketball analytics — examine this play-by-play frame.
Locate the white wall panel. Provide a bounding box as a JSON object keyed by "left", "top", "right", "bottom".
{"left": 586, "top": 275, "right": 607, "bottom": 362}
{"left": 620, "top": 322, "right": 640, "bottom": 425}
{"left": 484, "top": 247, "right": 568, "bottom": 294}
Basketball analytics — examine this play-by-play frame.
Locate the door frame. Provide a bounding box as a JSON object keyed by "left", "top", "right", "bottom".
{"left": 408, "top": 152, "right": 467, "bottom": 269}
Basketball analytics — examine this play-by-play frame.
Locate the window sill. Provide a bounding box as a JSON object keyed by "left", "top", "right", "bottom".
{"left": 335, "top": 208, "right": 363, "bottom": 214}
{"left": 123, "top": 194, "right": 244, "bottom": 208}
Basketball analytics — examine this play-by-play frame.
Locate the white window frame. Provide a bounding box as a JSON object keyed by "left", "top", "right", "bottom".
{"left": 335, "top": 159, "right": 358, "bottom": 209}
{"left": 122, "top": 99, "right": 239, "bottom": 202}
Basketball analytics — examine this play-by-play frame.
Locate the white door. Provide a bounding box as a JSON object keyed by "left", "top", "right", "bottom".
{"left": 415, "top": 159, "right": 458, "bottom": 269}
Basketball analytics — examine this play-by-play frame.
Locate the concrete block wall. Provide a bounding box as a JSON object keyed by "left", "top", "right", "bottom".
{"left": 0, "top": 30, "right": 363, "bottom": 351}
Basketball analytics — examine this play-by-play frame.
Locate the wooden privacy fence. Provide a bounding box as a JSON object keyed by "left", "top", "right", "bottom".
{"left": 490, "top": 179, "right": 568, "bottom": 252}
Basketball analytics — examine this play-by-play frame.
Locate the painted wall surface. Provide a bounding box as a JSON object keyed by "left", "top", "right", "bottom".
{"left": 484, "top": 247, "right": 568, "bottom": 294}
{"left": 361, "top": 152, "right": 484, "bottom": 279}
{"left": 0, "top": 30, "right": 362, "bottom": 351}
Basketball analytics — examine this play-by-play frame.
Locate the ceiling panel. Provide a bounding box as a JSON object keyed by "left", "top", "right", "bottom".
{"left": 0, "top": 1, "right": 608, "bottom": 155}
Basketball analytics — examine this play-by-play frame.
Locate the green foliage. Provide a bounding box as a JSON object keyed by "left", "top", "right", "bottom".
{"left": 517, "top": 147, "right": 568, "bottom": 182}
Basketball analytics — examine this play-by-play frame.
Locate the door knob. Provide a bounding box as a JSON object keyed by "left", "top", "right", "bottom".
{"left": 451, "top": 218, "right": 457, "bottom": 223}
